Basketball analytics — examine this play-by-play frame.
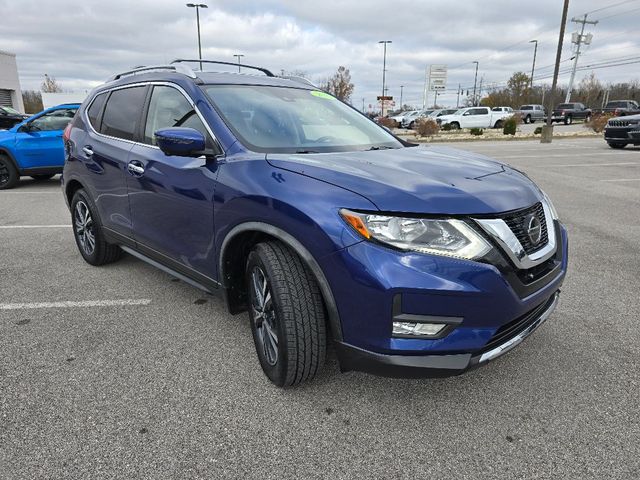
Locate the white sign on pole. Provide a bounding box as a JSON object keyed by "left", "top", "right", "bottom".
{"left": 428, "top": 64, "right": 447, "bottom": 91}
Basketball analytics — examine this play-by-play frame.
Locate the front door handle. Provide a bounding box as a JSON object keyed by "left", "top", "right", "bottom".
{"left": 82, "top": 146, "right": 94, "bottom": 156}
{"left": 127, "top": 160, "right": 145, "bottom": 176}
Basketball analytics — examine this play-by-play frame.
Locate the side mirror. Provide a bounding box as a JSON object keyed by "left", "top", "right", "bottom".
{"left": 155, "top": 127, "right": 206, "bottom": 157}
{"left": 17, "top": 123, "right": 31, "bottom": 133}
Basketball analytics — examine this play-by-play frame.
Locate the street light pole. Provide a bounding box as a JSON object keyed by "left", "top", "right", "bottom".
{"left": 529, "top": 40, "right": 538, "bottom": 90}
{"left": 399, "top": 85, "right": 404, "bottom": 111}
{"left": 233, "top": 54, "right": 244, "bottom": 73}
{"left": 472, "top": 61, "right": 479, "bottom": 106}
{"left": 378, "top": 40, "right": 392, "bottom": 117}
{"left": 186, "top": 3, "right": 208, "bottom": 71}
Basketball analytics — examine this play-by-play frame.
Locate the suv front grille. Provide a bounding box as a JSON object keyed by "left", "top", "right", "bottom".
{"left": 608, "top": 119, "right": 631, "bottom": 127}
{"left": 500, "top": 202, "right": 548, "bottom": 254}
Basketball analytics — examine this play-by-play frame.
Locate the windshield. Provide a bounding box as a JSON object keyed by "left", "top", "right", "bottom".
{"left": 203, "top": 85, "right": 402, "bottom": 153}
{"left": 1, "top": 106, "right": 21, "bottom": 115}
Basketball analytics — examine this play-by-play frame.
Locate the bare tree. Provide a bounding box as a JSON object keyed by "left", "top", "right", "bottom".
{"left": 41, "top": 74, "right": 63, "bottom": 93}
{"left": 321, "top": 66, "right": 354, "bottom": 101}
{"left": 22, "top": 90, "right": 44, "bottom": 113}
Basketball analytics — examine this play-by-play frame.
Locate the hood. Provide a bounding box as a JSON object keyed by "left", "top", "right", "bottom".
{"left": 266, "top": 145, "right": 542, "bottom": 215}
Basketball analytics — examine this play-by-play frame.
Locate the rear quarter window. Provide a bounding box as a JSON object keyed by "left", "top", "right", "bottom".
{"left": 100, "top": 86, "right": 147, "bottom": 141}
{"left": 86, "top": 93, "right": 107, "bottom": 130}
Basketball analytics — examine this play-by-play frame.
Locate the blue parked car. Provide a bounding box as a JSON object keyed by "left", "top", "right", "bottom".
{"left": 62, "top": 61, "right": 568, "bottom": 386}
{"left": 0, "top": 103, "right": 80, "bottom": 189}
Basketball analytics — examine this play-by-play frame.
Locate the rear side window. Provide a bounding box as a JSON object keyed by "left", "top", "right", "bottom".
{"left": 143, "top": 85, "right": 212, "bottom": 147}
{"left": 87, "top": 93, "right": 107, "bottom": 130}
{"left": 100, "top": 86, "right": 147, "bottom": 141}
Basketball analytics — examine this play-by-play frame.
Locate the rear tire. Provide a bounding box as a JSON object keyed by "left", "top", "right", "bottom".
{"left": 608, "top": 143, "right": 626, "bottom": 149}
{"left": 71, "top": 189, "right": 122, "bottom": 266}
{"left": 246, "top": 241, "right": 326, "bottom": 387}
{"left": 0, "top": 155, "right": 19, "bottom": 190}
{"left": 564, "top": 115, "right": 573, "bottom": 125}
{"left": 30, "top": 174, "right": 55, "bottom": 181}
{"left": 524, "top": 115, "right": 531, "bottom": 124}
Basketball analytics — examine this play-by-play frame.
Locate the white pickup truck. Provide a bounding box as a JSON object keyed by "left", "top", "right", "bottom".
{"left": 437, "top": 107, "right": 513, "bottom": 129}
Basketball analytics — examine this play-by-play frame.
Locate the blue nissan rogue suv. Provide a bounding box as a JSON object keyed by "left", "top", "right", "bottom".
{"left": 62, "top": 60, "right": 568, "bottom": 386}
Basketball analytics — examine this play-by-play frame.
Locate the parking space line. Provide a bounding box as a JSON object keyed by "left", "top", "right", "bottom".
{"left": 0, "top": 299, "right": 152, "bottom": 310}
{"left": 0, "top": 191, "right": 62, "bottom": 194}
{"left": 544, "top": 162, "right": 640, "bottom": 168}
{"left": 599, "top": 178, "right": 640, "bottom": 182}
{"left": 0, "top": 225, "right": 71, "bottom": 229}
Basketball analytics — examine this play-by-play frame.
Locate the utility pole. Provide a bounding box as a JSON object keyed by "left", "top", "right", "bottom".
{"left": 478, "top": 76, "right": 483, "bottom": 104}
{"left": 456, "top": 83, "right": 461, "bottom": 108}
{"left": 472, "top": 61, "right": 479, "bottom": 106}
{"left": 542, "top": 0, "right": 570, "bottom": 144}
{"left": 378, "top": 40, "right": 392, "bottom": 117}
{"left": 529, "top": 40, "right": 538, "bottom": 89}
{"left": 233, "top": 54, "right": 244, "bottom": 73}
{"left": 565, "top": 14, "right": 598, "bottom": 102}
{"left": 399, "top": 85, "right": 404, "bottom": 111}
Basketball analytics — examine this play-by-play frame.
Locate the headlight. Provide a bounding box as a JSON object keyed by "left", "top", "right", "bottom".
{"left": 541, "top": 191, "right": 559, "bottom": 220}
{"left": 340, "top": 209, "right": 492, "bottom": 260}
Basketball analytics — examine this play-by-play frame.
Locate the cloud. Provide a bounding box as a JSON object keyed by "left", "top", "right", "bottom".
{"left": 2, "top": 0, "right": 637, "bottom": 108}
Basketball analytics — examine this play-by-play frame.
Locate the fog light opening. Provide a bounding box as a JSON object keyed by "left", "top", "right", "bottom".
{"left": 392, "top": 321, "right": 447, "bottom": 337}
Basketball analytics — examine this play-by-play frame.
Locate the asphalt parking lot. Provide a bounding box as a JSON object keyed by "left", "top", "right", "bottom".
{"left": 1, "top": 137, "right": 639, "bottom": 479}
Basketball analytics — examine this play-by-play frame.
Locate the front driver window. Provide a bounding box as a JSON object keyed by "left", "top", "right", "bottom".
{"left": 143, "top": 85, "right": 212, "bottom": 148}
{"left": 28, "top": 108, "right": 77, "bottom": 132}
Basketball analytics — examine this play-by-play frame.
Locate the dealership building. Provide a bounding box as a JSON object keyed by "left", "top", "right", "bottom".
{"left": 0, "top": 50, "right": 25, "bottom": 113}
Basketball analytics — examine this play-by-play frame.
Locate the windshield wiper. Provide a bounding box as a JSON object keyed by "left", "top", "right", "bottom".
{"left": 365, "top": 145, "right": 395, "bottom": 151}
{"left": 295, "top": 149, "right": 320, "bottom": 154}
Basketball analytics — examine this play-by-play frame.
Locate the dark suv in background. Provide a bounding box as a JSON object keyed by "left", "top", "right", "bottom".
{"left": 62, "top": 60, "right": 568, "bottom": 387}
{"left": 0, "top": 105, "right": 29, "bottom": 129}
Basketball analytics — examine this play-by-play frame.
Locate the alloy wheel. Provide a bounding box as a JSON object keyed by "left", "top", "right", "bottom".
{"left": 74, "top": 200, "right": 96, "bottom": 256}
{"left": 250, "top": 266, "right": 278, "bottom": 366}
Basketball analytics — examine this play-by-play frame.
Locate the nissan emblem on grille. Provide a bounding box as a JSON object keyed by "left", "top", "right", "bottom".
{"left": 524, "top": 213, "right": 542, "bottom": 246}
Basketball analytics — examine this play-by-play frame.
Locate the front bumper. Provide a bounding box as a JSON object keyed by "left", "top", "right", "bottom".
{"left": 605, "top": 126, "right": 640, "bottom": 144}
{"left": 335, "top": 292, "right": 559, "bottom": 378}
{"left": 320, "top": 220, "right": 568, "bottom": 378}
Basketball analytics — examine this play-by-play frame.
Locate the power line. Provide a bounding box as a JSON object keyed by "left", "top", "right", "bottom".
{"left": 597, "top": 5, "right": 640, "bottom": 20}
{"left": 583, "top": 0, "right": 639, "bottom": 15}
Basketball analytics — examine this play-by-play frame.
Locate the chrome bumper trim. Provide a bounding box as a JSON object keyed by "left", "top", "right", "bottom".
{"left": 479, "top": 292, "right": 559, "bottom": 363}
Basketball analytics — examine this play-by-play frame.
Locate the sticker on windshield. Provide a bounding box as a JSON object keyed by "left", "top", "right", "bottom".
{"left": 310, "top": 91, "right": 334, "bottom": 100}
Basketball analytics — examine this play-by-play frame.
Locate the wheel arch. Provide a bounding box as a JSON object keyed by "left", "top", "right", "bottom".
{"left": 65, "top": 178, "right": 85, "bottom": 206}
{"left": 219, "top": 221, "right": 343, "bottom": 342}
{"left": 0, "top": 148, "right": 20, "bottom": 171}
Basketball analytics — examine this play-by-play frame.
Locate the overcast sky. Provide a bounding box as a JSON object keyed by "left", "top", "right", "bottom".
{"left": 2, "top": 0, "right": 638, "bottom": 109}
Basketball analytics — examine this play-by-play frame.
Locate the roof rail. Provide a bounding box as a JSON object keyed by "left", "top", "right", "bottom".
{"left": 279, "top": 76, "right": 318, "bottom": 88}
{"left": 107, "top": 64, "right": 197, "bottom": 82}
{"left": 171, "top": 59, "right": 275, "bottom": 77}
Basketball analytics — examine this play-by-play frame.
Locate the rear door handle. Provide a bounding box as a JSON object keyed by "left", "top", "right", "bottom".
{"left": 127, "top": 160, "right": 145, "bottom": 176}
{"left": 82, "top": 146, "right": 94, "bottom": 156}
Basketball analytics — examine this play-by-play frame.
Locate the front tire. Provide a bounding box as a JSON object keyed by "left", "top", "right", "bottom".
{"left": 450, "top": 122, "right": 460, "bottom": 130}
{"left": 0, "top": 155, "right": 19, "bottom": 190}
{"left": 71, "top": 189, "right": 122, "bottom": 266}
{"left": 524, "top": 115, "right": 531, "bottom": 124}
{"left": 246, "top": 241, "right": 326, "bottom": 387}
{"left": 608, "top": 143, "right": 627, "bottom": 149}
{"left": 564, "top": 115, "right": 573, "bottom": 125}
